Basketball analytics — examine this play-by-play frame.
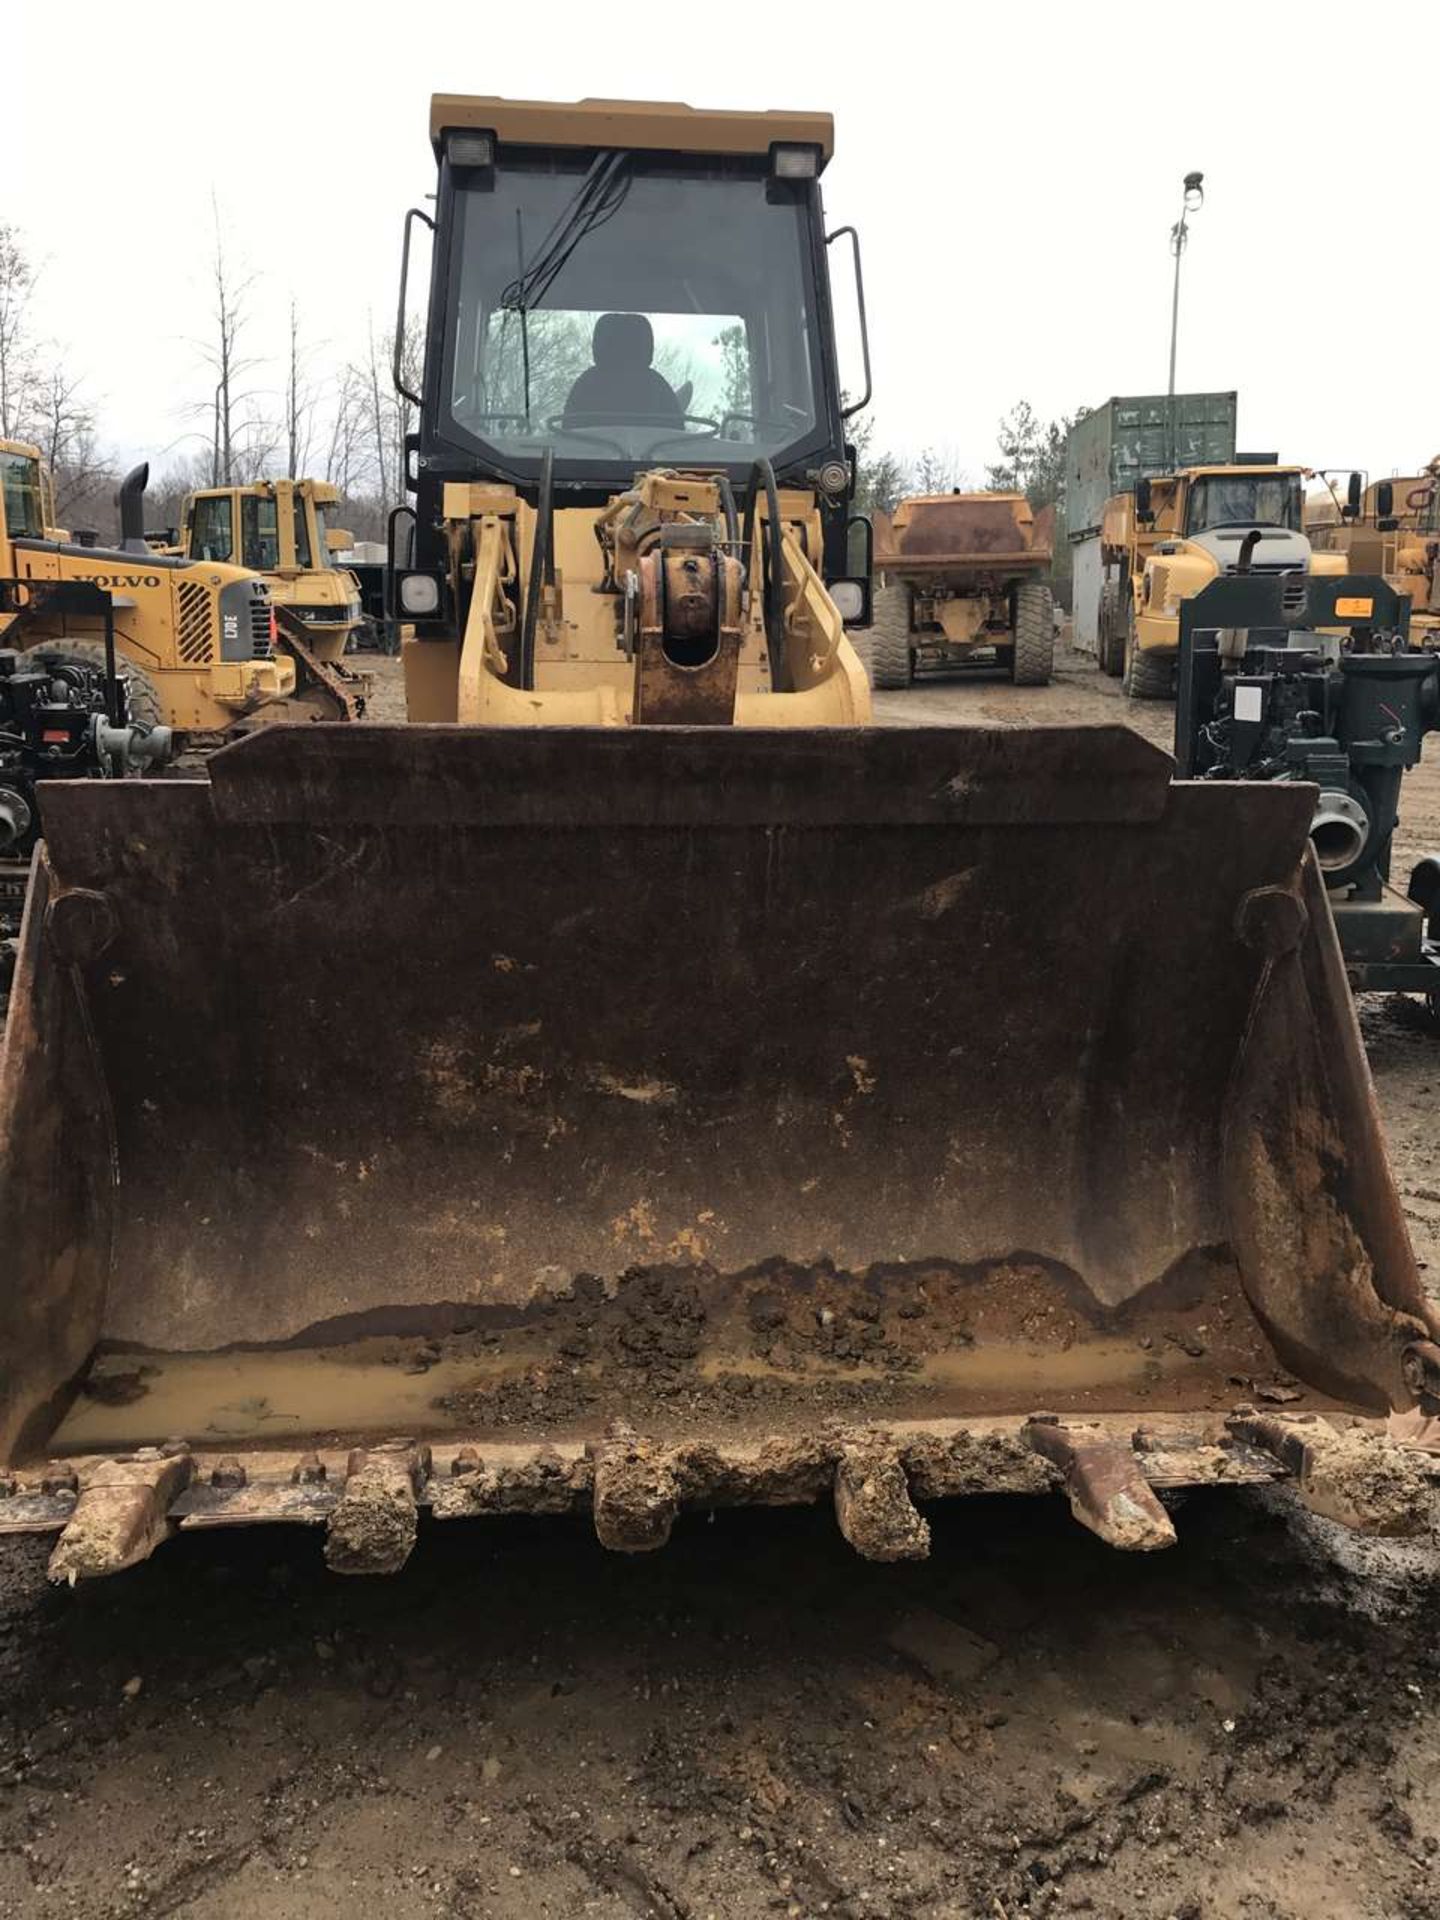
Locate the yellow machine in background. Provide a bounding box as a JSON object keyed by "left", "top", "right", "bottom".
{"left": 1097, "top": 461, "right": 1346, "bottom": 698}
{"left": 0, "top": 442, "right": 293, "bottom": 732}
{"left": 1307, "top": 462, "right": 1439, "bottom": 643}
{"left": 867, "top": 491, "right": 1054, "bottom": 689}
{"left": 179, "top": 477, "right": 370, "bottom": 719}
{"left": 180, "top": 478, "right": 365, "bottom": 660}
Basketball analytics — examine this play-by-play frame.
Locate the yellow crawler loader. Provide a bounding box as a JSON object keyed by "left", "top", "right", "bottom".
{"left": 2, "top": 98, "right": 1439, "bottom": 1583}
{"left": 178, "top": 478, "right": 371, "bottom": 718}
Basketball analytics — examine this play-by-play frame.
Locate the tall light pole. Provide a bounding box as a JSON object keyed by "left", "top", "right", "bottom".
{"left": 1167, "top": 170, "right": 1205, "bottom": 401}
{"left": 1167, "top": 170, "right": 1204, "bottom": 471}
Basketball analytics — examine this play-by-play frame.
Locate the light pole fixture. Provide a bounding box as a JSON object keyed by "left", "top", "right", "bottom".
{"left": 1168, "top": 170, "right": 1205, "bottom": 401}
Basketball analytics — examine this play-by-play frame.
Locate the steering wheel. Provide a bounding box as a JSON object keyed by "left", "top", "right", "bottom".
{"left": 719, "top": 412, "right": 797, "bottom": 441}
{"left": 542, "top": 417, "right": 631, "bottom": 457}
{"left": 638, "top": 416, "right": 725, "bottom": 458}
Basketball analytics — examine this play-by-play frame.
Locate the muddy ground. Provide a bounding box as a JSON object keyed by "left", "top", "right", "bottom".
{"left": 4, "top": 644, "right": 1440, "bottom": 1920}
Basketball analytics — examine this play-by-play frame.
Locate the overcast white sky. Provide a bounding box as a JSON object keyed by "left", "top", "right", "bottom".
{"left": 8, "top": 1, "right": 1439, "bottom": 483}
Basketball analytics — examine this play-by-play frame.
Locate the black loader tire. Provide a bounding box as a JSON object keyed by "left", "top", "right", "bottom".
{"left": 28, "top": 641, "right": 165, "bottom": 733}
{"left": 1098, "top": 582, "right": 1126, "bottom": 676}
{"left": 1121, "top": 601, "right": 1173, "bottom": 702}
{"left": 1010, "top": 581, "right": 1055, "bottom": 686}
{"left": 867, "top": 580, "right": 913, "bottom": 689}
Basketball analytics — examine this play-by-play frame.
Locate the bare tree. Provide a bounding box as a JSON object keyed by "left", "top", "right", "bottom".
{"left": 323, "top": 365, "right": 367, "bottom": 499}
{"left": 350, "top": 319, "right": 422, "bottom": 521}
{"left": 34, "top": 368, "right": 110, "bottom": 525}
{"left": 912, "top": 445, "right": 969, "bottom": 494}
{"left": 193, "top": 199, "right": 271, "bottom": 485}
{"left": 284, "top": 299, "right": 319, "bottom": 478}
{"left": 0, "top": 222, "right": 40, "bottom": 440}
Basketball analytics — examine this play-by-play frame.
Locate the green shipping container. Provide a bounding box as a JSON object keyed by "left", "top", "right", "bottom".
{"left": 1065, "top": 392, "right": 1238, "bottom": 540}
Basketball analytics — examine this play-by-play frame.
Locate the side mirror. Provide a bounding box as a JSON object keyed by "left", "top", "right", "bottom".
{"left": 1134, "top": 476, "right": 1153, "bottom": 522}
{"left": 325, "top": 528, "right": 354, "bottom": 553}
{"left": 826, "top": 226, "right": 872, "bottom": 419}
{"left": 832, "top": 514, "right": 874, "bottom": 628}
{"left": 1376, "top": 482, "right": 1394, "bottom": 520}
{"left": 1346, "top": 471, "right": 1363, "bottom": 518}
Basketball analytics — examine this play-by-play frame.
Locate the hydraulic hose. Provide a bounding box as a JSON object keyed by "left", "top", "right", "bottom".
{"left": 742, "top": 459, "right": 786, "bottom": 691}
{"left": 520, "top": 449, "right": 555, "bottom": 690}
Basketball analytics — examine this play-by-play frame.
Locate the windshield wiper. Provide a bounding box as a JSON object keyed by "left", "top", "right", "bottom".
{"left": 501, "top": 152, "right": 633, "bottom": 315}
{"left": 499, "top": 152, "right": 633, "bottom": 430}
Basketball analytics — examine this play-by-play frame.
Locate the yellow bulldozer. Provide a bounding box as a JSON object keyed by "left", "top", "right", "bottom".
{"left": 1097, "top": 460, "right": 1347, "bottom": 698}
{"left": 2, "top": 97, "right": 1439, "bottom": 1584}
{"left": 177, "top": 477, "right": 371, "bottom": 717}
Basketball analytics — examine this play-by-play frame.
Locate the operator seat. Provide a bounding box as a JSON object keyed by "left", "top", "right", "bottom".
{"left": 563, "top": 313, "right": 683, "bottom": 427}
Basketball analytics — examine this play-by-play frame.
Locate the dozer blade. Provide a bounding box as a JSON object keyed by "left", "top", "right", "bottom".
{"left": 2, "top": 724, "right": 1437, "bottom": 1574}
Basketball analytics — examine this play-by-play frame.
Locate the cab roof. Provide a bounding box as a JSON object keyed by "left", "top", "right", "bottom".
{"left": 1178, "top": 464, "right": 1303, "bottom": 479}
{"left": 429, "top": 95, "right": 834, "bottom": 169}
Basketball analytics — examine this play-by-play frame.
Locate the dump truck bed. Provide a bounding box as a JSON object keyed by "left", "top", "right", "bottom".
{"left": 876, "top": 493, "right": 1053, "bottom": 581}
{"left": 2, "top": 725, "right": 1436, "bottom": 1575}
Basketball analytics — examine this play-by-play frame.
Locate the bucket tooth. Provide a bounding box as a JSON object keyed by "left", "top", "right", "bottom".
{"left": 47, "top": 1448, "right": 194, "bottom": 1585}
{"left": 324, "top": 1441, "right": 427, "bottom": 1575}
{"left": 834, "top": 1446, "right": 930, "bottom": 1562}
{"left": 591, "top": 1435, "right": 678, "bottom": 1553}
{"left": 1227, "top": 1408, "right": 1431, "bottom": 1536}
{"left": 1022, "top": 1417, "right": 1176, "bottom": 1552}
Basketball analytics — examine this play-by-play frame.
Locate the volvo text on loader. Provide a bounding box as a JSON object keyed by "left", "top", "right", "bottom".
{"left": 3, "top": 99, "right": 1439, "bottom": 1584}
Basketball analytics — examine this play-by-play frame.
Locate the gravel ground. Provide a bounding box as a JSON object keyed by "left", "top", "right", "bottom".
{"left": 3, "top": 641, "right": 1440, "bottom": 1920}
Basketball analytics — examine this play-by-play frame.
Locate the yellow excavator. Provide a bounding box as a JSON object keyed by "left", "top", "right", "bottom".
{"left": 2, "top": 98, "right": 1438, "bottom": 1583}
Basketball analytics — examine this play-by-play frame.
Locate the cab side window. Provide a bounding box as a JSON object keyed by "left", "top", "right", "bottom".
{"left": 242, "top": 495, "right": 280, "bottom": 571}
{"left": 292, "top": 497, "right": 312, "bottom": 568}
{"left": 190, "top": 495, "right": 234, "bottom": 562}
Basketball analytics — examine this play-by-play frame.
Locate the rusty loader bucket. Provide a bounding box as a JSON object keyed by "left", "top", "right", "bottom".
{"left": 2, "top": 724, "right": 1437, "bottom": 1579}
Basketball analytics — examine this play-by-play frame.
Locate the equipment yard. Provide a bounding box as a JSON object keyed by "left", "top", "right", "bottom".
{"left": 4, "top": 644, "right": 1438, "bottom": 1920}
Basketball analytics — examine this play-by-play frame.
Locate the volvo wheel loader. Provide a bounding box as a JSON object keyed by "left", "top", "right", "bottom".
{"left": 0, "top": 444, "right": 296, "bottom": 734}
{"left": 3, "top": 96, "right": 1439, "bottom": 1586}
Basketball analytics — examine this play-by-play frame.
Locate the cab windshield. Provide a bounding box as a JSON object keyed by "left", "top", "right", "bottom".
{"left": 441, "top": 153, "right": 827, "bottom": 480}
{"left": 1, "top": 452, "right": 45, "bottom": 538}
{"left": 1185, "top": 474, "right": 1303, "bottom": 534}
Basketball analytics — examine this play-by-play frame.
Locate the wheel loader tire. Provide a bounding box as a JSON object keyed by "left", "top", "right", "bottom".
{"left": 1010, "top": 582, "right": 1054, "bottom": 686}
{"left": 867, "top": 581, "right": 913, "bottom": 689}
{"left": 28, "top": 642, "right": 164, "bottom": 733}
{"left": 1121, "top": 603, "right": 1173, "bottom": 702}
{"left": 1098, "top": 583, "right": 1125, "bottom": 676}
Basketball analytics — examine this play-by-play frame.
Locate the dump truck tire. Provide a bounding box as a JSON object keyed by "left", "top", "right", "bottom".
{"left": 28, "top": 643, "right": 164, "bottom": 734}
{"left": 1010, "top": 582, "right": 1054, "bottom": 686}
{"left": 868, "top": 582, "right": 913, "bottom": 689}
{"left": 1098, "top": 584, "right": 1125, "bottom": 676}
{"left": 1121, "top": 604, "right": 1172, "bottom": 702}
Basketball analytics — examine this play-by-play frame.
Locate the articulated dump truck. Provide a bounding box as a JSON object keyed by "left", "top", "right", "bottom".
{"left": 3, "top": 97, "right": 1440, "bottom": 1584}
